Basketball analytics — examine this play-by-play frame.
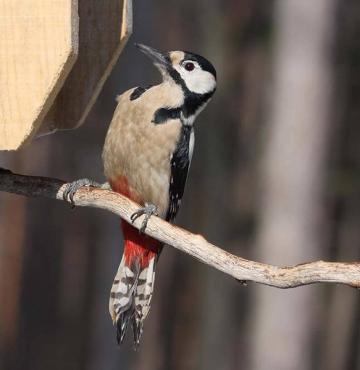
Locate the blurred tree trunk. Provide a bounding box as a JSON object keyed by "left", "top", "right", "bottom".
{"left": 195, "top": 2, "right": 237, "bottom": 370}
{"left": 320, "top": 2, "right": 360, "bottom": 368}
{"left": 320, "top": 201, "right": 360, "bottom": 370}
{"left": 0, "top": 157, "right": 27, "bottom": 368}
{"left": 250, "top": 1, "right": 335, "bottom": 369}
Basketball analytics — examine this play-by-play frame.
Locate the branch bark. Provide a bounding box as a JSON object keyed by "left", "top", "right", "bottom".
{"left": 1, "top": 168, "right": 359, "bottom": 289}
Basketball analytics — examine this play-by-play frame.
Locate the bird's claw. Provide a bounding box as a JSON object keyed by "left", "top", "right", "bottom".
{"left": 63, "top": 178, "right": 101, "bottom": 207}
{"left": 130, "top": 203, "right": 158, "bottom": 233}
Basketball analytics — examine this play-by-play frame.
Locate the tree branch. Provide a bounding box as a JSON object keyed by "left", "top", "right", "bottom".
{"left": 1, "top": 168, "right": 359, "bottom": 289}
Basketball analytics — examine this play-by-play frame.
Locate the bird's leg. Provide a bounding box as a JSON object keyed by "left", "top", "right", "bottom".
{"left": 63, "top": 178, "right": 104, "bottom": 206}
{"left": 130, "top": 203, "right": 158, "bottom": 233}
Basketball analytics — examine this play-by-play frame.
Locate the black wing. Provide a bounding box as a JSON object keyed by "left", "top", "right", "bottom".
{"left": 166, "top": 125, "right": 193, "bottom": 221}
{"left": 129, "top": 85, "right": 153, "bottom": 101}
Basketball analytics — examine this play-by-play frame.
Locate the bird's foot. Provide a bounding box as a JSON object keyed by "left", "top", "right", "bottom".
{"left": 63, "top": 178, "right": 101, "bottom": 207}
{"left": 130, "top": 203, "right": 158, "bottom": 233}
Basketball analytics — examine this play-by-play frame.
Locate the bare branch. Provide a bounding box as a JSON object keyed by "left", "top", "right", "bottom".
{"left": 1, "top": 168, "right": 359, "bottom": 289}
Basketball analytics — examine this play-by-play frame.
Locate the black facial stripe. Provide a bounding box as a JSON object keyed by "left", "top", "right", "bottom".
{"left": 168, "top": 67, "right": 185, "bottom": 88}
{"left": 166, "top": 125, "right": 192, "bottom": 221}
{"left": 152, "top": 107, "right": 181, "bottom": 124}
{"left": 151, "top": 89, "right": 215, "bottom": 124}
{"left": 183, "top": 90, "right": 214, "bottom": 118}
{"left": 151, "top": 87, "right": 214, "bottom": 125}
{"left": 149, "top": 51, "right": 216, "bottom": 125}
{"left": 165, "top": 66, "right": 215, "bottom": 119}
{"left": 183, "top": 52, "right": 217, "bottom": 80}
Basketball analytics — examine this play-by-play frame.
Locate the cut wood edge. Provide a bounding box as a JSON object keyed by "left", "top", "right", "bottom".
{"left": 0, "top": 0, "right": 79, "bottom": 151}
{"left": 22, "top": 0, "right": 80, "bottom": 147}
{"left": 76, "top": 0, "right": 133, "bottom": 128}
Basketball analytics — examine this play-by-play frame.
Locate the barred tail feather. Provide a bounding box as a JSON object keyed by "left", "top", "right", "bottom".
{"left": 109, "top": 255, "right": 140, "bottom": 344}
{"left": 109, "top": 241, "right": 158, "bottom": 347}
{"left": 133, "top": 256, "right": 157, "bottom": 343}
{"left": 108, "top": 178, "right": 161, "bottom": 346}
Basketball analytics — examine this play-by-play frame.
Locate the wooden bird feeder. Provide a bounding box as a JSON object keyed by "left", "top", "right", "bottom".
{"left": 0, "top": 0, "right": 133, "bottom": 151}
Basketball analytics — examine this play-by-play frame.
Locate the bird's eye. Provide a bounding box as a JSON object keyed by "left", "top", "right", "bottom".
{"left": 184, "top": 62, "right": 195, "bottom": 71}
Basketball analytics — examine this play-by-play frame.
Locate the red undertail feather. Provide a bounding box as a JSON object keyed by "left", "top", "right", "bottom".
{"left": 109, "top": 176, "right": 162, "bottom": 346}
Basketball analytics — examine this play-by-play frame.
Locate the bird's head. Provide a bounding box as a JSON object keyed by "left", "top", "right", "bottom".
{"left": 135, "top": 43, "right": 217, "bottom": 96}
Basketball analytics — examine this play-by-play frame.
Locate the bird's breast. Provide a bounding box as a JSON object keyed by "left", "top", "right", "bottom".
{"left": 103, "top": 88, "right": 184, "bottom": 217}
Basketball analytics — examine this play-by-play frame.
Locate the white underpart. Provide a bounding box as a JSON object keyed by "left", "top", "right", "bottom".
{"left": 174, "top": 63, "right": 216, "bottom": 94}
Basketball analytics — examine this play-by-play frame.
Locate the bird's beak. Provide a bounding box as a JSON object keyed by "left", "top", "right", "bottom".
{"left": 135, "top": 43, "right": 170, "bottom": 70}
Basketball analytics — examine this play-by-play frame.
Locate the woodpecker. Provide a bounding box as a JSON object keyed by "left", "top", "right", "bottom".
{"left": 63, "top": 43, "right": 217, "bottom": 347}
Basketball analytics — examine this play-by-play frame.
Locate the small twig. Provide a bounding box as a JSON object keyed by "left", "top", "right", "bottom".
{"left": 1, "top": 168, "right": 360, "bottom": 289}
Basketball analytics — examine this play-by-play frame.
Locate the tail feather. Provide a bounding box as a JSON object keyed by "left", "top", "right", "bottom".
{"left": 110, "top": 257, "right": 141, "bottom": 344}
{"left": 133, "top": 256, "right": 157, "bottom": 343}
{"left": 108, "top": 177, "right": 161, "bottom": 346}
{"left": 109, "top": 227, "right": 160, "bottom": 346}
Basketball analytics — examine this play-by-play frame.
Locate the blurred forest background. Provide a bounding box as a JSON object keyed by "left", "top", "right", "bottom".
{"left": 1, "top": 0, "right": 360, "bottom": 369}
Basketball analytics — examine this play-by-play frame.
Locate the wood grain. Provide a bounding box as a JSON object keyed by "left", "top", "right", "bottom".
{"left": 0, "top": 0, "right": 79, "bottom": 150}
{"left": 1, "top": 168, "right": 360, "bottom": 290}
{"left": 40, "top": 0, "right": 133, "bottom": 133}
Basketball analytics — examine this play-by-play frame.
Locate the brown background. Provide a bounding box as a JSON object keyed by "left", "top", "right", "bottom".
{"left": 1, "top": 1, "right": 360, "bottom": 369}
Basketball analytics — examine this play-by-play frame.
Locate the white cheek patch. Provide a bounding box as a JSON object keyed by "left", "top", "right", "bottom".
{"left": 174, "top": 66, "right": 216, "bottom": 94}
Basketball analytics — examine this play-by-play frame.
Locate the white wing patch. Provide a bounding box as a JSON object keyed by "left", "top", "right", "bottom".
{"left": 189, "top": 128, "right": 195, "bottom": 166}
